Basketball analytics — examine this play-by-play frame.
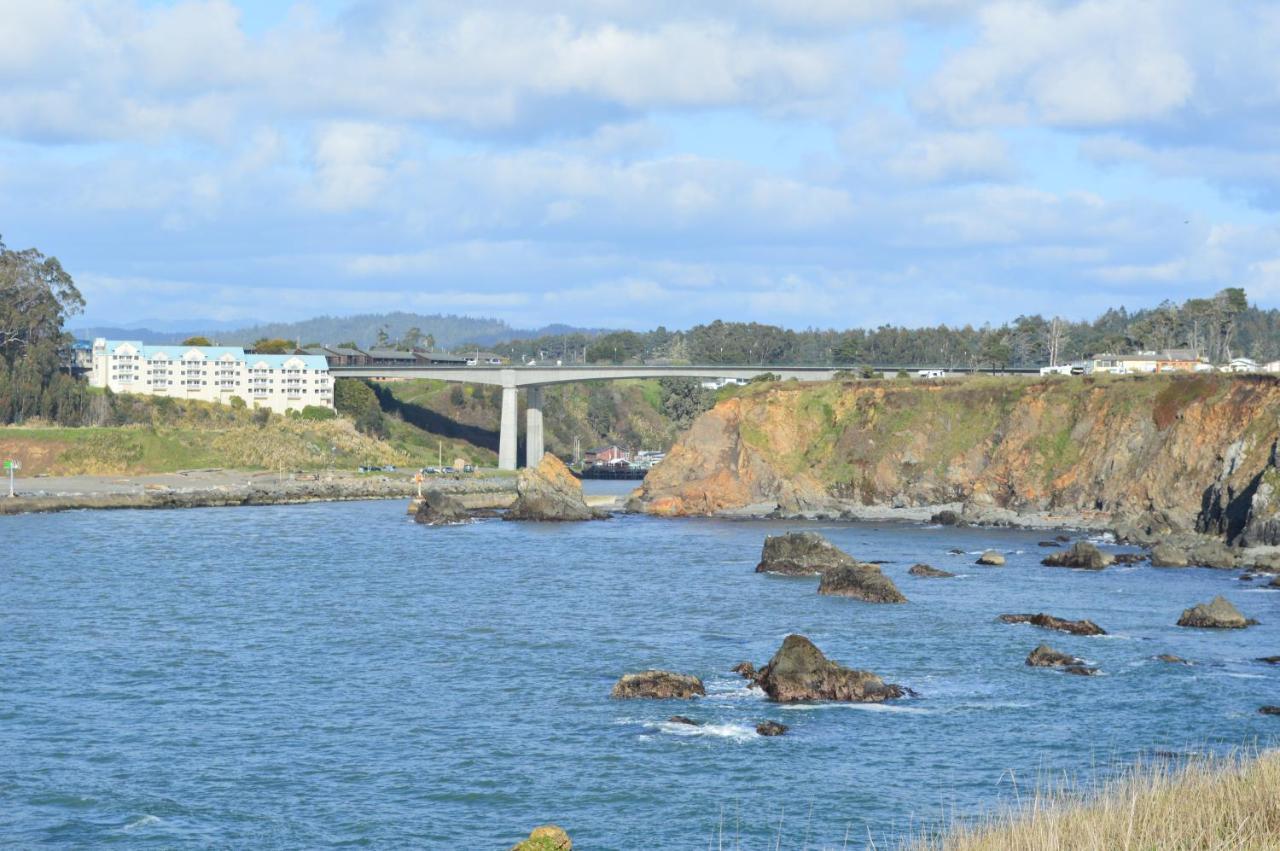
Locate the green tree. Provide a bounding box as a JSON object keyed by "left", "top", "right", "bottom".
{"left": 182, "top": 336, "right": 212, "bottom": 346}
{"left": 252, "top": 338, "right": 294, "bottom": 354}
{"left": 658, "top": 377, "right": 713, "bottom": 429}
{"left": 333, "top": 378, "right": 387, "bottom": 437}
{"left": 450, "top": 384, "right": 466, "bottom": 406}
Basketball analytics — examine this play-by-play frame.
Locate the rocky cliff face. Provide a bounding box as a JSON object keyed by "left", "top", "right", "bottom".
{"left": 633, "top": 374, "right": 1280, "bottom": 543}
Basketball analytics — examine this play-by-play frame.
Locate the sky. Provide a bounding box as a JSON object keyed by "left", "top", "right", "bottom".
{"left": 2, "top": 0, "right": 1279, "bottom": 332}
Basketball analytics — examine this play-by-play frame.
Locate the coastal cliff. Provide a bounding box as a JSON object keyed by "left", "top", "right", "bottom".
{"left": 633, "top": 374, "right": 1280, "bottom": 543}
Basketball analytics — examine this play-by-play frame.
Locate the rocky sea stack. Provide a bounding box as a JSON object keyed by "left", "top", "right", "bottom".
{"left": 1041, "top": 541, "right": 1114, "bottom": 570}
{"left": 610, "top": 670, "right": 706, "bottom": 699}
{"left": 1176, "top": 596, "right": 1257, "bottom": 629}
{"left": 412, "top": 489, "right": 472, "bottom": 525}
{"left": 1026, "top": 644, "right": 1098, "bottom": 675}
{"left": 998, "top": 612, "right": 1107, "bottom": 636}
{"left": 755, "top": 634, "right": 904, "bottom": 703}
{"left": 817, "top": 562, "right": 907, "bottom": 603}
{"left": 755, "top": 531, "right": 856, "bottom": 575}
{"left": 505, "top": 453, "right": 605, "bottom": 522}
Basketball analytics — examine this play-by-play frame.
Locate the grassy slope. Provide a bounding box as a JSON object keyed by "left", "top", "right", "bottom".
{"left": 906, "top": 751, "right": 1280, "bottom": 850}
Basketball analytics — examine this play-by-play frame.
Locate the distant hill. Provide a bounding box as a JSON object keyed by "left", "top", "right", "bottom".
{"left": 72, "top": 312, "right": 610, "bottom": 350}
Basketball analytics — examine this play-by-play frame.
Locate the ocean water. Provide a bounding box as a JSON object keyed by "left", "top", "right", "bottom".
{"left": 2, "top": 499, "right": 1277, "bottom": 849}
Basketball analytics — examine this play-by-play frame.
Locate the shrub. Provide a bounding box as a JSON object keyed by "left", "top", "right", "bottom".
{"left": 450, "top": 384, "right": 466, "bottom": 406}
{"left": 229, "top": 395, "right": 247, "bottom": 409}
{"left": 252, "top": 406, "right": 271, "bottom": 426}
{"left": 299, "top": 405, "right": 336, "bottom": 421}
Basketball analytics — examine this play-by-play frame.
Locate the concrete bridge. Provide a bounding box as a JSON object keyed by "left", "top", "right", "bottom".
{"left": 327, "top": 364, "right": 843, "bottom": 470}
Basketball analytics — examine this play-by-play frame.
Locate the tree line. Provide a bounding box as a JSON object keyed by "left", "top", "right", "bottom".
{"left": 474, "top": 288, "right": 1264, "bottom": 369}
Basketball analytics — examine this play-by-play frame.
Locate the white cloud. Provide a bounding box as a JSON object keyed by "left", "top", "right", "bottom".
{"left": 305, "top": 122, "right": 404, "bottom": 211}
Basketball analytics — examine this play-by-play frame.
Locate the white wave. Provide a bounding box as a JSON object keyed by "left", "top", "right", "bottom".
{"left": 1095, "top": 633, "right": 1133, "bottom": 640}
{"left": 650, "top": 720, "right": 759, "bottom": 742}
{"left": 705, "top": 683, "right": 765, "bottom": 702}
{"left": 780, "top": 702, "right": 929, "bottom": 714}
{"left": 123, "top": 815, "right": 161, "bottom": 831}
{"left": 946, "top": 701, "right": 1032, "bottom": 711}
{"left": 1220, "top": 672, "right": 1267, "bottom": 680}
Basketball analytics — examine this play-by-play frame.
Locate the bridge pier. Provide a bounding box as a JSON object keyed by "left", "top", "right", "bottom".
{"left": 525, "top": 386, "right": 544, "bottom": 467}
{"left": 498, "top": 381, "right": 518, "bottom": 471}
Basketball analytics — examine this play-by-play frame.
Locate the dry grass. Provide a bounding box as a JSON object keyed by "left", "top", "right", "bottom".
{"left": 904, "top": 750, "right": 1280, "bottom": 851}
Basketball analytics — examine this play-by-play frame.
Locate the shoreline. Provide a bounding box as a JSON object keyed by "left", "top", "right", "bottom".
{"left": 0, "top": 469, "right": 517, "bottom": 515}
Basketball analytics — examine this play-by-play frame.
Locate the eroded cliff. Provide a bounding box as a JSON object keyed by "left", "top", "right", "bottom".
{"left": 633, "top": 374, "right": 1280, "bottom": 543}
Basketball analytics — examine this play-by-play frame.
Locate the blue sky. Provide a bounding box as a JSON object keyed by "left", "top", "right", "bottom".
{"left": 1, "top": 0, "right": 1278, "bottom": 332}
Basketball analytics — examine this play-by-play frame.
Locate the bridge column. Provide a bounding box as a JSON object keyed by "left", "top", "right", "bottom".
{"left": 498, "top": 376, "right": 519, "bottom": 471}
{"left": 525, "top": 386, "right": 544, "bottom": 467}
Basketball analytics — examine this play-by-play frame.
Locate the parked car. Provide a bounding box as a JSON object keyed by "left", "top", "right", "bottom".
{"left": 422, "top": 466, "right": 439, "bottom": 474}
{"left": 463, "top": 464, "right": 475, "bottom": 473}
{"left": 443, "top": 466, "right": 457, "bottom": 474}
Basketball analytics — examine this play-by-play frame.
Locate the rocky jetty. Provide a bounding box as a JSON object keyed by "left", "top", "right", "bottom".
{"left": 817, "top": 563, "right": 907, "bottom": 603}
{"left": 998, "top": 613, "right": 1106, "bottom": 636}
{"left": 755, "top": 720, "right": 788, "bottom": 736}
{"left": 412, "top": 489, "right": 472, "bottom": 525}
{"left": 1041, "top": 541, "right": 1113, "bottom": 570}
{"left": 511, "top": 825, "right": 572, "bottom": 851}
{"left": 976, "top": 550, "right": 1005, "bottom": 566}
{"left": 908, "top": 563, "right": 954, "bottom": 578}
{"left": 755, "top": 634, "right": 904, "bottom": 703}
{"left": 610, "top": 670, "right": 706, "bottom": 699}
{"left": 1176, "top": 596, "right": 1257, "bottom": 629}
{"left": 1026, "top": 644, "right": 1097, "bottom": 675}
{"left": 755, "top": 531, "right": 857, "bottom": 576}
{"left": 506, "top": 453, "right": 605, "bottom": 522}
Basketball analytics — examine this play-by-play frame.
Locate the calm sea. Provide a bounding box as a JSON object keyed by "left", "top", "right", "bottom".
{"left": 2, "top": 496, "right": 1277, "bottom": 848}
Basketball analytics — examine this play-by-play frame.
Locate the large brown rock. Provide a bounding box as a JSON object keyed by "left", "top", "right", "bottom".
{"left": 976, "top": 550, "right": 1005, "bottom": 566}
{"left": 610, "top": 670, "right": 705, "bottom": 699}
{"left": 998, "top": 613, "right": 1107, "bottom": 636}
{"left": 1150, "top": 542, "right": 1191, "bottom": 567}
{"left": 818, "top": 563, "right": 907, "bottom": 603}
{"left": 755, "top": 634, "right": 904, "bottom": 703}
{"left": 1026, "top": 644, "right": 1097, "bottom": 675}
{"left": 413, "top": 489, "right": 471, "bottom": 525}
{"left": 1041, "top": 542, "right": 1114, "bottom": 570}
{"left": 1176, "top": 596, "right": 1257, "bottom": 629}
{"left": 755, "top": 531, "right": 857, "bottom": 576}
{"left": 505, "top": 453, "right": 604, "bottom": 522}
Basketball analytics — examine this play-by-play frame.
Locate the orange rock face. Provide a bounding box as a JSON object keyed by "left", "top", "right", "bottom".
{"left": 633, "top": 375, "right": 1280, "bottom": 536}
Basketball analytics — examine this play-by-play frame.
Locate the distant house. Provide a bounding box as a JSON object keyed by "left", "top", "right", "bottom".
{"left": 584, "top": 445, "right": 628, "bottom": 465}
{"left": 1085, "top": 349, "right": 1208, "bottom": 375}
{"left": 413, "top": 349, "right": 468, "bottom": 366}
{"left": 464, "top": 351, "right": 505, "bottom": 366}
{"left": 365, "top": 348, "right": 419, "bottom": 367}
{"left": 309, "top": 346, "right": 369, "bottom": 367}
{"left": 1228, "top": 357, "right": 1260, "bottom": 373}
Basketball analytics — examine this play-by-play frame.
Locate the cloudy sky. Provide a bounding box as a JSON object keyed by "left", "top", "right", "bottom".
{"left": 2, "top": 0, "right": 1278, "bottom": 331}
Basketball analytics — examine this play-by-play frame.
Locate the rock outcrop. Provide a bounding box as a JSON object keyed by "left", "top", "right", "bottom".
{"left": 511, "top": 825, "right": 573, "bottom": 851}
{"left": 755, "top": 634, "right": 904, "bottom": 703}
{"left": 755, "top": 531, "right": 857, "bottom": 576}
{"left": 1026, "top": 644, "right": 1097, "bottom": 675}
{"left": 731, "top": 661, "right": 757, "bottom": 680}
{"left": 817, "top": 563, "right": 907, "bottom": 603}
{"left": 632, "top": 376, "right": 1280, "bottom": 543}
{"left": 1176, "top": 596, "right": 1257, "bottom": 629}
{"left": 908, "top": 563, "right": 954, "bottom": 578}
{"left": 611, "top": 670, "right": 706, "bottom": 699}
{"left": 976, "top": 550, "right": 1005, "bottom": 566}
{"left": 1156, "top": 654, "right": 1189, "bottom": 664}
{"left": 1150, "top": 542, "right": 1191, "bottom": 567}
{"left": 1260, "top": 706, "right": 1280, "bottom": 716}
{"left": 755, "top": 720, "right": 788, "bottom": 736}
{"left": 1041, "top": 542, "right": 1114, "bottom": 570}
{"left": 506, "top": 453, "right": 605, "bottom": 522}
{"left": 412, "top": 489, "right": 472, "bottom": 525}
{"left": 998, "top": 613, "right": 1107, "bottom": 636}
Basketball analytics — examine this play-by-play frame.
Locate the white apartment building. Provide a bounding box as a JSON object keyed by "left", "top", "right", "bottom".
{"left": 90, "top": 339, "right": 333, "bottom": 414}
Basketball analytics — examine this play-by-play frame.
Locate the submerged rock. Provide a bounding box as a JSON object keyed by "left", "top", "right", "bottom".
{"left": 1037, "top": 540, "right": 1061, "bottom": 547}
{"left": 1112, "top": 553, "right": 1146, "bottom": 564}
{"left": 1055, "top": 534, "right": 1072, "bottom": 542}
{"left": 1041, "top": 541, "right": 1114, "bottom": 570}
{"left": 611, "top": 670, "right": 706, "bottom": 699}
{"left": 818, "top": 563, "right": 907, "bottom": 603}
{"left": 505, "top": 453, "right": 605, "bottom": 522}
{"left": 908, "top": 563, "right": 954, "bottom": 578}
{"left": 755, "top": 634, "right": 904, "bottom": 703}
{"left": 1156, "top": 654, "right": 1190, "bottom": 664}
{"left": 731, "top": 661, "right": 757, "bottom": 680}
{"left": 1026, "top": 644, "right": 1096, "bottom": 674}
{"left": 667, "top": 715, "right": 700, "bottom": 726}
{"left": 1176, "top": 596, "right": 1257, "bottom": 629}
{"left": 755, "top": 531, "right": 857, "bottom": 576}
{"left": 1260, "top": 706, "right": 1280, "bottom": 716}
{"left": 976, "top": 550, "right": 1005, "bottom": 566}
{"left": 998, "top": 613, "right": 1107, "bottom": 636}
{"left": 412, "top": 489, "right": 472, "bottom": 525}
{"left": 511, "top": 825, "right": 572, "bottom": 851}
{"left": 755, "top": 720, "right": 788, "bottom": 736}
{"left": 1258, "top": 656, "right": 1280, "bottom": 665}
{"left": 1150, "top": 543, "right": 1191, "bottom": 567}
